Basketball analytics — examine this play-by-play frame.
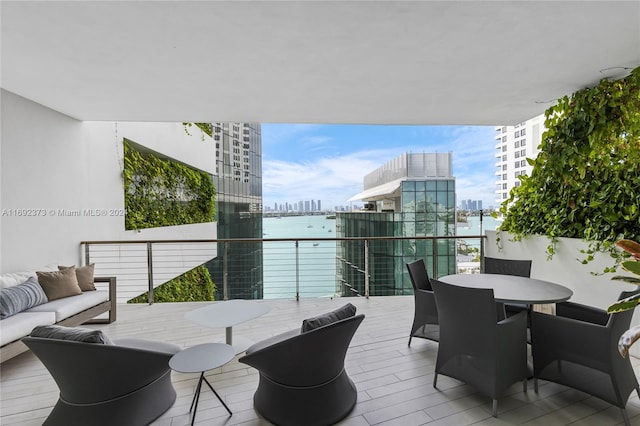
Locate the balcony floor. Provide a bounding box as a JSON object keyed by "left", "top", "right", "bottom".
{"left": 2, "top": 296, "right": 640, "bottom": 425}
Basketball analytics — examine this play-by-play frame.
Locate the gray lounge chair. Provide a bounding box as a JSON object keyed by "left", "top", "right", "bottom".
{"left": 22, "top": 325, "right": 180, "bottom": 426}
{"left": 531, "top": 290, "right": 640, "bottom": 426}
{"left": 406, "top": 259, "right": 439, "bottom": 346}
{"left": 431, "top": 279, "right": 529, "bottom": 417}
{"left": 239, "top": 304, "right": 364, "bottom": 426}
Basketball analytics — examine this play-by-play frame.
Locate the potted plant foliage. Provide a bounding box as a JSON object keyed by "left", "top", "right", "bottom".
{"left": 608, "top": 239, "right": 640, "bottom": 357}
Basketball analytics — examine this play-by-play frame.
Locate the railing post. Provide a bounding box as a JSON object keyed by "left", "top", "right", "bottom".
{"left": 84, "top": 243, "right": 90, "bottom": 267}
{"left": 480, "top": 236, "right": 485, "bottom": 273}
{"left": 146, "top": 242, "right": 154, "bottom": 305}
{"left": 364, "top": 239, "right": 370, "bottom": 298}
{"left": 432, "top": 238, "right": 438, "bottom": 279}
{"left": 223, "top": 242, "right": 229, "bottom": 301}
{"left": 295, "top": 240, "right": 300, "bottom": 301}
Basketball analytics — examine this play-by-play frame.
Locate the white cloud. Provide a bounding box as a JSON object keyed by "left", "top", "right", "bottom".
{"left": 263, "top": 147, "right": 404, "bottom": 208}
{"left": 262, "top": 124, "right": 499, "bottom": 210}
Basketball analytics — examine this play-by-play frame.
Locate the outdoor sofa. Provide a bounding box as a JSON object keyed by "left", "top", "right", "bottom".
{"left": 0, "top": 265, "right": 116, "bottom": 363}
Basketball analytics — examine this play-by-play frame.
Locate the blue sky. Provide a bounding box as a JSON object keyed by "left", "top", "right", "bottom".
{"left": 261, "top": 124, "right": 498, "bottom": 210}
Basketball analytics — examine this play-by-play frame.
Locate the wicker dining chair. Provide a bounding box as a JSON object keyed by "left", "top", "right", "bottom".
{"left": 406, "top": 259, "right": 439, "bottom": 346}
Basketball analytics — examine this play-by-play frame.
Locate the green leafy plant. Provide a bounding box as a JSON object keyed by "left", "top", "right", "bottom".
{"left": 497, "top": 67, "right": 640, "bottom": 262}
{"left": 183, "top": 122, "right": 213, "bottom": 140}
{"left": 128, "top": 265, "right": 215, "bottom": 303}
{"left": 606, "top": 239, "right": 640, "bottom": 357}
{"left": 123, "top": 139, "right": 216, "bottom": 230}
{"left": 122, "top": 138, "right": 217, "bottom": 303}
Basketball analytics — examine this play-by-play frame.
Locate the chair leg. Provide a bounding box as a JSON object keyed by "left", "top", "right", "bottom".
{"left": 408, "top": 335, "right": 412, "bottom": 347}
{"left": 621, "top": 408, "right": 631, "bottom": 426}
{"left": 534, "top": 378, "right": 539, "bottom": 393}
{"left": 522, "top": 378, "right": 527, "bottom": 393}
{"left": 492, "top": 399, "right": 498, "bottom": 417}
{"left": 433, "top": 373, "right": 438, "bottom": 388}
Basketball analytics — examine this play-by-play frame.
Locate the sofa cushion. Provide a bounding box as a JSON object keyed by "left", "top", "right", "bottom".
{"left": 301, "top": 303, "right": 357, "bottom": 333}
{"left": 0, "top": 311, "right": 56, "bottom": 346}
{"left": 0, "top": 265, "right": 58, "bottom": 290}
{"left": 0, "top": 271, "right": 36, "bottom": 290}
{"left": 0, "top": 276, "right": 49, "bottom": 319}
{"left": 37, "top": 267, "right": 82, "bottom": 301}
{"left": 30, "top": 324, "right": 112, "bottom": 344}
{"left": 59, "top": 264, "right": 96, "bottom": 291}
{"left": 26, "top": 290, "right": 109, "bottom": 322}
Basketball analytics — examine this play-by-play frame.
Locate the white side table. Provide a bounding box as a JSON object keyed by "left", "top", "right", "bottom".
{"left": 169, "top": 343, "right": 235, "bottom": 425}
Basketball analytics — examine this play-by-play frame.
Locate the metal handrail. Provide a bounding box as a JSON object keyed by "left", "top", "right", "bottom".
{"left": 81, "top": 235, "right": 486, "bottom": 304}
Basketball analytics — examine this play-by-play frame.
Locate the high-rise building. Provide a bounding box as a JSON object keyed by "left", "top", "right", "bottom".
{"left": 318, "top": 200, "right": 321, "bottom": 211}
{"left": 495, "top": 114, "right": 544, "bottom": 206}
{"left": 206, "top": 122, "right": 263, "bottom": 299}
{"left": 337, "top": 152, "right": 456, "bottom": 296}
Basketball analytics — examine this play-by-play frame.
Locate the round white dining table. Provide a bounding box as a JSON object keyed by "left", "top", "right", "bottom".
{"left": 439, "top": 273, "right": 573, "bottom": 304}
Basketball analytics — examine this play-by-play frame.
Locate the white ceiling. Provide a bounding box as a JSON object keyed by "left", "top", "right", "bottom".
{"left": 1, "top": 1, "right": 639, "bottom": 125}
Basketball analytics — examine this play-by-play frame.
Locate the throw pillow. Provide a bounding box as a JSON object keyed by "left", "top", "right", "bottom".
{"left": 0, "top": 276, "right": 48, "bottom": 319}
{"left": 0, "top": 271, "right": 37, "bottom": 290}
{"left": 30, "top": 324, "right": 112, "bottom": 344}
{"left": 301, "top": 303, "right": 357, "bottom": 333}
{"left": 59, "top": 264, "right": 96, "bottom": 291}
{"left": 36, "top": 267, "right": 82, "bottom": 301}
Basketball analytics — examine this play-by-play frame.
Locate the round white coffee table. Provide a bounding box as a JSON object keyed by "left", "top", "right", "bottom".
{"left": 169, "top": 343, "right": 235, "bottom": 425}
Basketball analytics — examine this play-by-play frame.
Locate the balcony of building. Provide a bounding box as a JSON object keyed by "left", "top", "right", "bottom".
{"left": 3, "top": 294, "right": 640, "bottom": 426}
{"left": 3, "top": 233, "right": 640, "bottom": 425}
{"left": 2, "top": 2, "right": 639, "bottom": 425}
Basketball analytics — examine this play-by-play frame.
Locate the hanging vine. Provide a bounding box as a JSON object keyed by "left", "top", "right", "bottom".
{"left": 182, "top": 122, "right": 213, "bottom": 140}
{"left": 497, "top": 66, "right": 640, "bottom": 267}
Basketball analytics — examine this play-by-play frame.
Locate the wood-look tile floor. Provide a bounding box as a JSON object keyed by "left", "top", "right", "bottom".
{"left": 2, "top": 296, "right": 640, "bottom": 425}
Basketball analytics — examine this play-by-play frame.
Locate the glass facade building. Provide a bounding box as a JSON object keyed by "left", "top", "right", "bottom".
{"left": 206, "top": 123, "right": 264, "bottom": 300}
{"left": 337, "top": 153, "right": 456, "bottom": 296}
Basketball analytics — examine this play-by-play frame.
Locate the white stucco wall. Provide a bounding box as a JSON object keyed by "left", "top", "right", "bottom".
{"left": 486, "top": 230, "right": 640, "bottom": 357}
{"left": 1, "top": 90, "right": 216, "bottom": 274}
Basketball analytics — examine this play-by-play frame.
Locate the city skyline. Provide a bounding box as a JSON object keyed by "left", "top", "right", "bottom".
{"left": 261, "top": 124, "right": 498, "bottom": 211}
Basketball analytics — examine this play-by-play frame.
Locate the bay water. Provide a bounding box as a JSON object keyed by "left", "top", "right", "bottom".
{"left": 262, "top": 214, "right": 499, "bottom": 299}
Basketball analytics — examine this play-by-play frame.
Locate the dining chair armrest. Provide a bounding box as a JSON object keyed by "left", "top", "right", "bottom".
{"left": 497, "top": 310, "right": 527, "bottom": 340}
{"left": 497, "top": 310, "right": 528, "bottom": 376}
{"left": 414, "top": 289, "right": 439, "bottom": 323}
{"left": 556, "top": 301, "right": 608, "bottom": 326}
{"left": 531, "top": 311, "right": 610, "bottom": 370}
{"left": 498, "top": 310, "right": 526, "bottom": 326}
{"left": 415, "top": 289, "right": 437, "bottom": 306}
